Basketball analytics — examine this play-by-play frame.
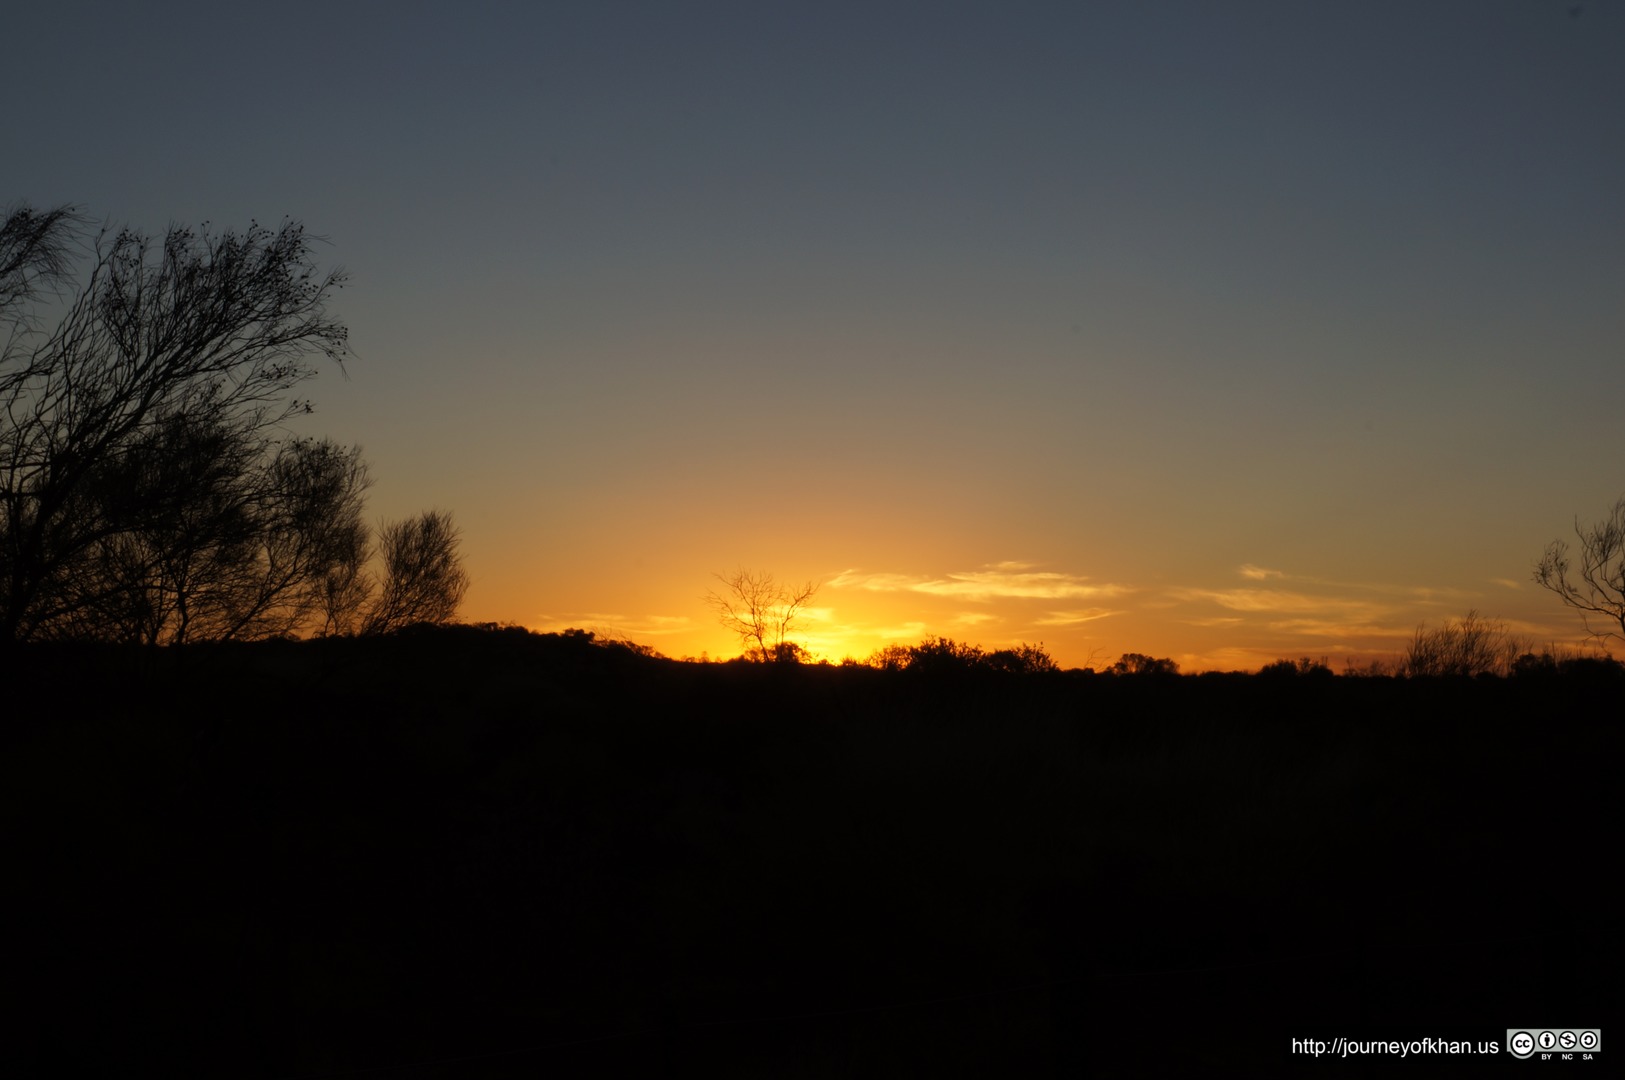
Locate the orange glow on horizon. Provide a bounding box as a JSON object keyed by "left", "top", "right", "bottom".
{"left": 465, "top": 543, "right": 1605, "bottom": 675}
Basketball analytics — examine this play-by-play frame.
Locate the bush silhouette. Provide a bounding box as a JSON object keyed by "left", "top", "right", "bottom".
{"left": 1109, "top": 653, "right": 1180, "bottom": 676}
{"left": 1259, "top": 656, "right": 1333, "bottom": 678}
{"left": 986, "top": 643, "right": 1061, "bottom": 674}
{"left": 1401, "top": 610, "right": 1526, "bottom": 677}
{"left": 906, "top": 636, "right": 987, "bottom": 674}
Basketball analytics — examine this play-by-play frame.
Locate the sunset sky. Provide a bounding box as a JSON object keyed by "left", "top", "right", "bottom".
{"left": 10, "top": 0, "right": 1623, "bottom": 669}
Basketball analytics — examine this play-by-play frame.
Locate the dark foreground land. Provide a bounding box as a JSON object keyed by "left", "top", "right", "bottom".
{"left": 9, "top": 627, "right": 1619, "bottom": 1076}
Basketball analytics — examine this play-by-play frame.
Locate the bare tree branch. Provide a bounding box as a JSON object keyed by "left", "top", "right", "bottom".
{"left": 0, "top": 202, "right": 84, "bottom": 332}
{"left": 1534, "top": 494, "right": 1625, "bottom": 647}
{"left": 705, "top": 568, "right": 818, "bottom": 662}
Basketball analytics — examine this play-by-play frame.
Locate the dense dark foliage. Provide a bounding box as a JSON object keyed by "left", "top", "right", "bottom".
{"left": 0, "top": 203, "right": 467, "bottom": 643}
{"left": 866, "top": 635, "right": 1061, "bottom": 675}
{"left": 10, "top": 627, "right": 1619, "bottom": 1075}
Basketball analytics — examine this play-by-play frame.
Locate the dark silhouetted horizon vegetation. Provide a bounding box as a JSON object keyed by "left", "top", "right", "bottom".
{"left": 10, "top": 623, "right": 1620, "bottom": 1075}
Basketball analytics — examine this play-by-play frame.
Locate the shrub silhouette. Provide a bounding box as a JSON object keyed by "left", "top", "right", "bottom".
{"left": 1400, "top": 610, "right": 1527, "bottom": 677}
{"left": 1259, "top": 656, "right": 1333, "bottom": 678}
{"left": 905, "top": 636, "right": 987, "bottom": 674}
{"left": 866, "top": 637, "right": 1060, "bottom": 674}
{"left": 1511, "top": 649, "right": 1624, "bottom": 680}
{"left": 867, "top": 643, "right": 914, "bottom": 672}
{"left": 1109, "top": 653, "right": 1180, "bottom": 676}
{"left": 986, "top": 643, "right": 1061, "bottom": 674}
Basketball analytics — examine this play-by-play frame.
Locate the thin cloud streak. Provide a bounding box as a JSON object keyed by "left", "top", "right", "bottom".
{"left": 1162, "top": 565, "right": 1519, "bottom": 655}
{"left": 1232, "top": 565, "right": 1484, "bottom": 602}
{"left": 829, "top": 564, "right": 1130, "bottom": 602}
{"left": 1167, "top": 588, "right": 1395, "bottom": 619}
{"left": 1032, "top": 608, "right": 1124, "bottom": 627}
{"left": 1266, "top": 619, "right": 1417, "bottom": 639}
{"left": 532, "top": 613, "right": 695, "bottom": 637}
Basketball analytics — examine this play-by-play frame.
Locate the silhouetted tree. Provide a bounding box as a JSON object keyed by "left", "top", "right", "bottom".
{"left": 41, "top": 427, "right": 372, "bottom": 644}
{"left": 1, "top": 204, "right": 351, "bottom": 641}
{"left": 360, "top": 510, "right": 470, "bottom": 635}
{"left": 1258, "top": 656, "right": 1333, "bottom": 678}
{"left": 1534, "top": 493, "right": 1625, "bottom": 647}
{"left": 906, "top": 636, "right": 986, "bottom": 674}
{"left": 1510, "top": 646, "right": 1622, "bottom": 678}
{"left": 1510, "top": 651, "right": 1560, "bottom": 678}
{"left": 1109, "top": 653, "right": 1179, "bottom": 676}
{"left": 769, "top": 641, "right": 810, "bottom": 664}
{"left": 1, "top": 201, "right": 466, "bottom": 642}
{"left": 867, "top": 643, "right": 914, "bottom": 671}
{"left": 868, "top": 638, "right": 1058, "bottom": 674}
{"left": 1400, "top": 610, "right": 1527, "bottom": 677}
{"left": 318, "top": 499, "right": 376, "bottom": 638}
{"left": 986, "top": 642, "right": 1060, "bottom": 674}
{"left": 705, "top": 568, "right": 818, "bottom": 662}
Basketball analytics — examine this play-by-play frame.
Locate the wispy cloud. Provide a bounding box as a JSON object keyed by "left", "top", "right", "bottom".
{"left": 1230, "top": 565, "right": 1480, "bottom": 606}
{"left": 532, "top": 613, "right": 694, "bottom": 637}
{"left": 1491, "top": 578, "right": 1523, "bottom": 590}
{"left": 1167, "top": 588, "right": 1391, "bottom": 618}
{"left": 1165, "top": 570, "right": 1508, "bottom": 651}
{"left": 1032, "top": 608, "right": 1124, "bottom": 627}
{"left": 829, "top": 563, "right": 1129, "bottom": 602}
{"left": 1266, "top": 618, "right": 1416, "bottom": 639}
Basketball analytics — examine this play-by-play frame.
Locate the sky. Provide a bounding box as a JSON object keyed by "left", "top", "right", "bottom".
{"left": 8, "top": 0, "right": 1623, "bottom": 669}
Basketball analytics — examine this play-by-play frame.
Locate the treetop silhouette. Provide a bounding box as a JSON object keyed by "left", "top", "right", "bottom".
{"left": 705, "top": 568, "right": 818, "bottom": 662}
{"left": 0, "top": 202, "right": 466, "bottom": 643}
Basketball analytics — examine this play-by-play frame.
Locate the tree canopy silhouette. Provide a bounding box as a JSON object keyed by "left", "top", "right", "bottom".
{"left": 863, "top": 637, "right": 1058, "bottom": 674}
{"left": 360, "top": 510, "right": 470, "bottom": 636}
{"left": 0, "top": 202, "right": 466, "bottom": 642}
{"left": 1108, "top": 653, "right": 1179, "bottom": 676}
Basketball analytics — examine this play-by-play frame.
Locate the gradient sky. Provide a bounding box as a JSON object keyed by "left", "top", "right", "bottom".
{"left": 9, "top": 0, "right": 1623, "bottom": 668}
